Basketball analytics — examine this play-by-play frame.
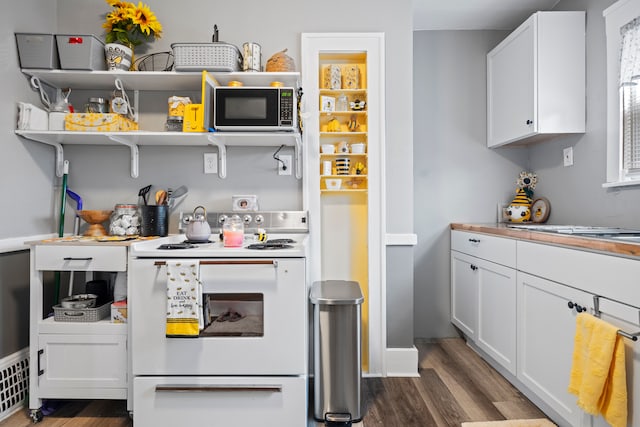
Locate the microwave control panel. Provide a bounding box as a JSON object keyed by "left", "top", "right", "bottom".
{"left": 279, "top": 88, "right": 295, "bottom": 126}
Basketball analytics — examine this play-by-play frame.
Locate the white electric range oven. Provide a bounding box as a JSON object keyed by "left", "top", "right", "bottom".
{"left": 128, "top": 211, "right": 309, "bottom": 427}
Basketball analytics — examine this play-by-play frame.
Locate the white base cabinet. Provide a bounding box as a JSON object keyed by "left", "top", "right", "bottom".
{"left": 487, "top": 11, "right": 585, "bottom": 147}
{"left": 451, "top": 231, "right": 517, "bottom": 375}
{"left": 29, "top": 243, "right": 130, "bottom": 420}
{"left": 452, "top": 231, "right": 640, "bottom": 427}
{"left": 517, "top": 271, "right": 589, "bottom": 426}
{"left": 36, "top": 328, "right": 127, "bottom": 398}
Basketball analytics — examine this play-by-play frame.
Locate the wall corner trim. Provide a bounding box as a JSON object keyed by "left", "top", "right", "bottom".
{"left": 385, "top": 233, "right": 417, "bottom": 246}
{"left": 384, "top": 346, "right": 419, "bottom": 377}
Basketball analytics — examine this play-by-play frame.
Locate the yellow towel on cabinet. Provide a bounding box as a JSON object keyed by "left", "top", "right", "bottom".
{"left": 568, "top": 312, "right": 627, "bottom": 427}
{"left": 165, "top": 261, "right": 203, "bottom": 338}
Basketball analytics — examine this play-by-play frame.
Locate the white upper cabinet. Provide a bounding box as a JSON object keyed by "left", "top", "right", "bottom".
{"left": 487, "top": 12, "right": 586, "bottom": 148}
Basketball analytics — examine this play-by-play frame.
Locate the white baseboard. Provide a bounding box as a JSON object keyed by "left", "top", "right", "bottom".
{"left": 385, "top": 346, "right": 419, "bottom": 377}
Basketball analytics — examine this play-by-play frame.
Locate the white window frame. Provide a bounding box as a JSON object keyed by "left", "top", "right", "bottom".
{"left": 604, "top": 0, "right": 640, "bottom": 187}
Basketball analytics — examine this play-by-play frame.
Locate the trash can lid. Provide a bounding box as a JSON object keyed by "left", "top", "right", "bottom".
{"left": 310, "top": 280, "right": 364, "bottom": 305}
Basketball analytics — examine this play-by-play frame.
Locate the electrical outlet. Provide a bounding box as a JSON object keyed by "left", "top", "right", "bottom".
{"left": 563, "top": 147, "right": 574, "bottom": 167}
{"left": 204, "top": 152, "right": 217, "bottom": 174}
{"left": 278, "top": 155, "right": 292, "bottom": 175}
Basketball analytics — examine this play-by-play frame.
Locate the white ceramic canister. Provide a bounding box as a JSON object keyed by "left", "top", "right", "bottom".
{"left": 242, "top": 42, "right": 261, "bottom": 72}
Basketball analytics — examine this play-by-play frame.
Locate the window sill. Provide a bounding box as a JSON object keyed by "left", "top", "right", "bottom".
{"left": 602, "top": 179, "right": 640, "bottom": 188}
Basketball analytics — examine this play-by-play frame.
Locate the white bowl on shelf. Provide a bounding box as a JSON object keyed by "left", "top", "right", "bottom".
{"left": 325, "top": 179, "right": 342, "bottom": 190}
{"left": 321, "top": 144, "right": 336, "bottom": 154}
{"left": 351, "top": 143, "right": 366, "bottom": 154}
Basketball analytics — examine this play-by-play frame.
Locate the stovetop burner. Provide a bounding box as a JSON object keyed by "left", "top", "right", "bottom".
{"left": 184, "top": 239, "right": 214, "bottom": 244}
{"left": 246, "top": 243, "right": 294, "bottom": 250}
{"left": 157, "top": 242, "right": 197, "bottom": 250}
{"left": 265, "top": 238, "right": 296, "bottom": 244}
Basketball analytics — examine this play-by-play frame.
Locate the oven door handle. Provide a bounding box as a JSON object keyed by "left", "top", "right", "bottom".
{"left": 155, "top": 384, "right": 282, "bottom": 393}
{"left": 154, "top": 260, "right": 277, "bottom": 267}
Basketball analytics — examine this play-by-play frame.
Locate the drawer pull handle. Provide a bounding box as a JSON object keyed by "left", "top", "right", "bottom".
{"left": 63, "top": 257, "right": 93, "bottom": 261}
{"left": 470, "top": 264, "right": 478, "bottom": 271}
{"left": 37, "top": 349, "right": 44, "bottom": 376}
{"left": 154, "top": 260, "right": 277, "bottom": 267}
{"left": 155, "top": 384, "right": 282, "bottom": 393}
{"left": 567, "top": 301, "right": 586, "bottom": 313}
{"left": 468, "top": 238, "right": 481, "bottom": 243}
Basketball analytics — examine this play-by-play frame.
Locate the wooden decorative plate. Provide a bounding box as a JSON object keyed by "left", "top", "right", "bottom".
{"left": 531, "top": 197, "right": 551, "bottom": 223}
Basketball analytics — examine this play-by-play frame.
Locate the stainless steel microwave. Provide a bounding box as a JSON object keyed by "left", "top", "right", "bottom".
{"left": 212, "top": 86, "right": 297, "bottom": 131}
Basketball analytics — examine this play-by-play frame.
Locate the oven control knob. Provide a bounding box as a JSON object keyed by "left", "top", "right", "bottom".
{"left": 218, "top": 214, "right": 228, "bottom": 225}
{"left": 242, "top": 214, "right": 252, "bottom": 225}
{"left": 255, "top": 214, "right": 264, "bottom": 224}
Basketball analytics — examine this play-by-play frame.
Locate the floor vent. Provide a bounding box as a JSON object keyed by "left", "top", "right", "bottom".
{"left": 0, "top": 348, "right": 29, "bottom": 422}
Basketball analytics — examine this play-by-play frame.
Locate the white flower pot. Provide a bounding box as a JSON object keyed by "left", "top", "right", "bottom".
{"left": 104, "top": 43, "right": 133, "bottom": 71}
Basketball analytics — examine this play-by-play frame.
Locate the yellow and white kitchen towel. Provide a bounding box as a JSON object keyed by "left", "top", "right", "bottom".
{"left": 166, "top": 261, "right": 203, "bottom": 338}
{"left": 568, "top": 312, "right": 627, "bottom": 427}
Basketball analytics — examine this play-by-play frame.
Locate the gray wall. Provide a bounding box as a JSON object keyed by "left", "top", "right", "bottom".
{"left": 412, "top": 30, "right": 529, "bottom": 339}
{"left": 1, "top": 0, "right": 57, "bottom": 358}
{"left": 2, "top": 0, "right": 416, "bottom": 356}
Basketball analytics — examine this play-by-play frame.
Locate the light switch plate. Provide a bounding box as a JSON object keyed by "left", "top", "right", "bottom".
{"left": 563, "top": 147, "right": 573, "bottom": 167}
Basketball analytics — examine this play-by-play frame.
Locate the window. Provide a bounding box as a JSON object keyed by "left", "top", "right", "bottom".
{"left": 604, "top": 0, "right": 640, "bottom": 187}
{"left": 621, "top": 17, "right": 640, "bottom": 176}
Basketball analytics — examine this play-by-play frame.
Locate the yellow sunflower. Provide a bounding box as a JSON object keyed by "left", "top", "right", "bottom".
{"left": 103, "top": 0, "right": 162, "bottom": 47}
{"left": 131, "top": 2, "right": 162, "bottom": 36}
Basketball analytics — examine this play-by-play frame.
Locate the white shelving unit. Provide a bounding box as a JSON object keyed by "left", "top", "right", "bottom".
{"left": 301, "top": 33, "right": 385, "bottom": 375}
{"left": 16, "top": 70, "right": 302, "bottom": 178}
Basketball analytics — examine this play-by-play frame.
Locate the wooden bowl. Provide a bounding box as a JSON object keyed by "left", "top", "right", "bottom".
{"left": 78, "top": 210, "right": 113, "bottom": 236}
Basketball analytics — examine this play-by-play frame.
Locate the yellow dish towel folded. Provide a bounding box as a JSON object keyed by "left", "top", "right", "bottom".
{"left": 165, "top": 261, "right": 203, "bottom": 338}
{"left": 568, "top": 312, "right": 627, "bottom": 427}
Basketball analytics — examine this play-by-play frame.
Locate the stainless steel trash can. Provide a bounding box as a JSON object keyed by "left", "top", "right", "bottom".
{"left": 310, "top": 280, "right": 364, "bottom": 426}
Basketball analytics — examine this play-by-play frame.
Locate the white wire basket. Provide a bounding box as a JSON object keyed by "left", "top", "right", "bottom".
{"left": 171, "top": 42, "right": 242, "bottom": 72}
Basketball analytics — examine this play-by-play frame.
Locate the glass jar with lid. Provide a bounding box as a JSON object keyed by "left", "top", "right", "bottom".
{"left": 109, "top": 204, "right": 141, "bottom": 236}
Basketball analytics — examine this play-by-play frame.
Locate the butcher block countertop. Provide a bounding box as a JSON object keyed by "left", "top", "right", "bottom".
{"left": 26, "top": 236, "right": 159, "bottom": 247}
{"left": 450, "top": 223, "right": 640, "bottom": 259}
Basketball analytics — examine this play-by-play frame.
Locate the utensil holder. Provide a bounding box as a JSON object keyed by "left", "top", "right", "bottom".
{"left": 140, "top": 205, "right": 169, "bottom": 237}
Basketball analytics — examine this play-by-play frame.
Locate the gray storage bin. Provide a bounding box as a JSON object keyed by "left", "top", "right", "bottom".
{"left": 56, "top": 34, "right": 106, "bottom": 70}
{"left": 15, "top": 33, "right": 59, "bottom": 69}
{"left": 310, "top": 280, "right": 364, "bottom": 426}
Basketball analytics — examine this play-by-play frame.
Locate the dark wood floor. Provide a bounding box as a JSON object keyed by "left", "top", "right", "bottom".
{"left": 0, "top": 338, "right": 549, "bottom": 427}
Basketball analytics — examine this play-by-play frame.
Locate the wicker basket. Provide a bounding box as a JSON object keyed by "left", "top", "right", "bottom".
{"left": 171, "top": 42, "right": 241, "bottom": 72}
{"left": 265, "top": 49, "right": 295, "bottom": 72}
{"left": 53, "top": 301, "right": 111, "bottom": 322}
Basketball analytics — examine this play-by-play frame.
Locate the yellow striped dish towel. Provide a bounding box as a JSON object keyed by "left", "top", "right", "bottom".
{"left": 165, "top": 261, "right": 203, "bottom": 338}
{"left": 568, "top": 312, "right": 627, "bottom": 427}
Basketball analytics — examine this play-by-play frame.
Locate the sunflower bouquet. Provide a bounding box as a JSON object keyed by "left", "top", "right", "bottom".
{"left": 103, "top": 0, "right": 162, "bottom": 48}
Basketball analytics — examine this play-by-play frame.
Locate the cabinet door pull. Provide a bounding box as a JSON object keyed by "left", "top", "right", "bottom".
{"left": 37, "top": 349, "right": 44, "bottom": 376}
{"left": 63, "top": 257, "right": 93, "bottom": 261}
{"left": 468, "top": 238, "right": 481, "bottom": 243}
{"left": 526, "top": 119, "right": 533, "bottom": 125}
{"left": 567, "top": 301, "right": 586, "bottom": 313}
{"left": 470, "top": 264, "right": 478, "bottom": 271}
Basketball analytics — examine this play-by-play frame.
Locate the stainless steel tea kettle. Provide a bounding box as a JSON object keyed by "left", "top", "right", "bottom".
{"left": 186, "top": 206, "right": 211, "bottom": 242}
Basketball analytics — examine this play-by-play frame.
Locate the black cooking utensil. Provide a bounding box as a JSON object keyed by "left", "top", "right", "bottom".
{"left": 138, "top": 185, "right": 151, "bottom": 205}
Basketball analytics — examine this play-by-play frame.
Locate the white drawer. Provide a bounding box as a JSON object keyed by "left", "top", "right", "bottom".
{"left": 133, "top": 376, "right": 307, "bottom": 427}
{"left": 517, "top": 240, "right": 640, "bottom": 305}
{"left": 35, "top": 245, "right": 127, "bottom": 271}
{"left": 451, "top": 230, "right": 516, "bottom": 267}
